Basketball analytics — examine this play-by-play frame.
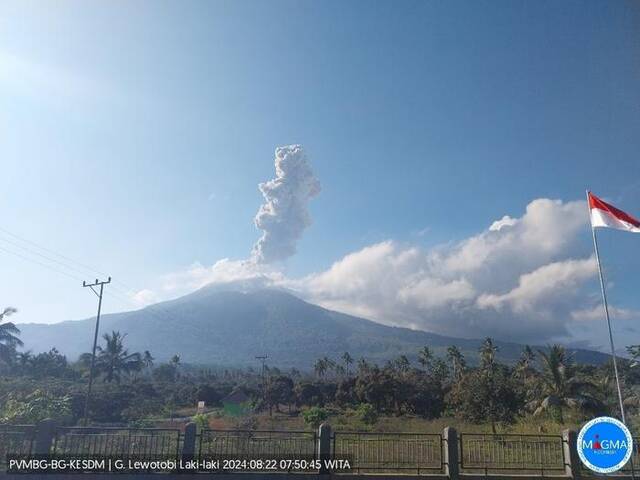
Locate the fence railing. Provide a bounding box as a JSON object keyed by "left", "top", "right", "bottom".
{"left": 0, "top": 425, "right": 35, "bottom": 466}
{"left": 459, "top": 432, "right": 566, "bottom": 474}
{"left": 52, "top": 427, "right": 182, "bottom": 458}
{"left": 332, "top": 431, "right": 442, "bottom": 474}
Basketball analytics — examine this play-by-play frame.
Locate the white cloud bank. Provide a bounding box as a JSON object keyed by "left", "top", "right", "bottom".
{"left": 292, "top": 199, "right": 608, "bottom": 341}
{"left": 130, "top": 146, "right": 639, "bottom": 344}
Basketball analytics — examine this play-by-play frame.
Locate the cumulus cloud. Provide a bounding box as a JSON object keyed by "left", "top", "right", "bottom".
{"left": 252, "top": 145, "right": 321, "bottom": 264}
{"left": 292, "top": 198, "right": 601, "bottom": 342}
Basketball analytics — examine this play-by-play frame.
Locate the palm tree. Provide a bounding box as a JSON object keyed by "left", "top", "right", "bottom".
{"left": 357, "top": 358, "right": 370, "bottom": 374}
{"left": 322, "top": 356, "right": 336, "bottom": 378}
{"left": 516, "top": 345, "right": 536, "bottom": 382}
{"left": 171, "top": 354, "right": 180, "bottom": 366}
{"left": 446, "top": 345, "right": 466, "bottom": 381}
{"left": 16, "top": 351, "right": 32, "bottom": 369}
{"left": 479, "top": 337, "right": 498, "bottom": 370}
{"left": 94, "top": 331, "right": 142, "bottom": 383}
{"left": 142, "top": 350, "right": 155, "bottom": 370}
{"left": 535, "top": 345, "right": 599, "bottom": 423}
{"left": 418, "top": 346, "right": 433, "bottom": 371}
{"left": 0, "top": 307, "right": 21, "bottom": 364}
{"left": 392, "top": 355, "right": 411, "bottom": 373}
{"left": 342, "top": 352, "right": 354, "bottom": 376}
{"left": 314, "top": 358, "right": 327, "bottom": 379}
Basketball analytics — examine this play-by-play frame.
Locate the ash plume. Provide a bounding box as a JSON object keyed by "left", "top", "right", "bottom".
{"left": 252, "top": 145, "right": 321, "bottom": 264}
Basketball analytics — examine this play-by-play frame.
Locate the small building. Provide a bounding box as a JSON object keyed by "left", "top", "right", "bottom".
{"left": 221, "top": 389, "right": 252, "bottom": 416}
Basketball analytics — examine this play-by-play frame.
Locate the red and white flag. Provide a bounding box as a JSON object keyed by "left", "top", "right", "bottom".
{"left": 588, "top": 192, "right": 640, "bottom": 233}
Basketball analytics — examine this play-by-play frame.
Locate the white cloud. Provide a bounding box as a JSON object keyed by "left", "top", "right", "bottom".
{"left": 131, "top": 289, "right": 161, "bottom": 307}
{"left": 293, "top": 198, "right": 600, "bottom": 341}
{"left": 571, "top": 305, "right": 640, "bottom": 323}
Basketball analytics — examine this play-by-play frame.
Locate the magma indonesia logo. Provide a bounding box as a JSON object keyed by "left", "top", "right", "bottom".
{"left": 577, "top": 417, "right": 633, "bottom": 473}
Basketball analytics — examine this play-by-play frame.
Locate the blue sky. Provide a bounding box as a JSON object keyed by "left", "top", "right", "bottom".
{"left": 1, "top": 1, "right": 640, "bottom": 351}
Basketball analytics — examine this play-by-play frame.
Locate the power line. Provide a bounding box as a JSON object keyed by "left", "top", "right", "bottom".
{"left": 0, "top": 227, "right": 109, "bottom": 278}
{"left": 0, "top": 227, "right": 178, "bottom": 324}
{"left": 0, "top": 244, "right": 85, "bottom": 283}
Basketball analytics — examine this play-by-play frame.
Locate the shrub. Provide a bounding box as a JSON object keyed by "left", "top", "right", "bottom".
{"left": 302, "top": 406, "right": 328, "bottom": 428}
{"left": 355, "top": 403, "right": 378, "bottom": 425}
{"left": 193, "top": 413, "right": 209, "bottom": 431}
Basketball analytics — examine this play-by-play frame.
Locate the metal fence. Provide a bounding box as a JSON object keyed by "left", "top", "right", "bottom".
{"left": 0, "top": 425, "right": 35, "bottom": 466}
{"left": 198, "top": 429, "right": 317, "bottom": 472}
{"left": 11, "top": 423, "right": 640, "bottom": 477}
{"left": 52, "top": 427, "right": 182, "bottom": 458}
{"left": 459, "top": 433, "right": 566, "bottom": 474}
{"left": 332, "top": 431, "right": 443, "bottom": 474}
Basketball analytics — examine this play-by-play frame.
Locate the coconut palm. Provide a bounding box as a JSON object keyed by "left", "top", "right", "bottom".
{"left": 314, "top": 358, "right": 327, "bottom": 379}
{"left": 479, "top": 338, "right": 498, "bottom": 371}
{"left": 142, "top": 350, "right": 155, "bottom": 370}
{"left": 391, "top": 355, "right": 411, "bottom": 373}
{"left": 418, "top": 346, "right": 433, "bottom": 371}
{"left": 171, "top": 354, "right": 180, "bottom": 366}
{"left": 0, "top": 307, "right": 21, "bottom": 364}
{"left": 534, "top": 345, "right": 599, "bottom": 423}
{"left": 322, "top": 356, "right": 336, "bottom": 377}
{"left": 342, "top": 352, "right": 354, "bottom": 375}
{"left": 94, "top": 331, "right": 142, "bottom": 383}
{"left": 446, "top": 346, "right": 466, "bottom": 381}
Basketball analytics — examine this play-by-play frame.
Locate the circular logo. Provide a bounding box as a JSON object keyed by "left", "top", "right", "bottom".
{"left": 577, "top": 417, "right": 633, "bottom": 473}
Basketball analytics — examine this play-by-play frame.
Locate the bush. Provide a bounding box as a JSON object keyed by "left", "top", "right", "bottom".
{"left": 1, "top": 389, "right": 72, "bottom": 424}
{"left": 302, "top": 406, "right": 328, "bottom": 428}
{"left": 355, "top": 403, "right": 378, "bottom": 425}
{"left": 192, "top": 413, "right": 209, "bottom": 431}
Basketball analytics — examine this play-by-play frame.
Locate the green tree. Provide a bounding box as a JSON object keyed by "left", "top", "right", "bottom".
{"left": 92, "top": 331, "right": 143, "bottom": 383}
{"left": 265, "top": 375, "right": 295, "bottom": 414}
{"left": 295, "top": 382, "right": 324, "bottom": 407}
{"left": 391, "top": 355, "right": 411, "bottom": 373}
{"left": 302, "top": 406, "right": 328, "bottom": 428}
{"left": 142, "top": 351, "right": 155, "bottom": 370}
{"left": 451, "top": 337, "right": 521, "bottom": 432}
{"left": 480, "top": 337, "right": 498, "bottom": 370}
{"left": 534, "top": 345, "right": 599, "bottom": 423}
{"left": 0, "top": 307, "right": 21, "bottom": 364}
{"left": 342, "top": 352, "right": 354, "bottom": 376}
{"left": 446, "top": 346, "right": 466, "bottom": 381}
{"left": 1, "top": 389, "right": 71, "bottom": 423}
{"left": 418, "top": 346, "right": 433, "bottom": 371}
{"left": 314, "top": 358, "right": 328, "bottom": 379}
{"left": 355, "top": 403, "right": 378, "bottom": 425}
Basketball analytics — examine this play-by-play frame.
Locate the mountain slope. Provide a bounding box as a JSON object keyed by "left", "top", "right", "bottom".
{"left": 17, "top": 286, "right": 611, "bottom": 368}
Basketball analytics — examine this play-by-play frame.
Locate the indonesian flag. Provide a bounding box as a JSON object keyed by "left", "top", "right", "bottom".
{"left": 588, "top": 192, "right": 640, "bottom": 233}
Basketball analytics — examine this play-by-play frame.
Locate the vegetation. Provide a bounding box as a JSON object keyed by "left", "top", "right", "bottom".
{"left": 1, "top": 306, "right": 638, "bottom": 434}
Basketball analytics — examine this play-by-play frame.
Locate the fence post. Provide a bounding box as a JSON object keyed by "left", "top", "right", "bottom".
{"left": 443, "top": 427, "right": 459, "bottom": 480}
{"left": 182, "top": 422, "right": 197, "bottom": 462}
{"left": 563, "top": 429, "right": 579, "bottom": 479}
{"left": 34, "top": 418, "right": 56, "bottom": 455}
{"left": 318, "top": 423, "right": 332, "bottom": 475}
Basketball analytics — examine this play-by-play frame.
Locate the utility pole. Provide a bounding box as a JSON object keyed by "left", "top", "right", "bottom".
{"left": 255, "top": 355, "right": 268, "bottom": 403}
{"left": 82, "top": 277, "right": 111, "bottom": 426}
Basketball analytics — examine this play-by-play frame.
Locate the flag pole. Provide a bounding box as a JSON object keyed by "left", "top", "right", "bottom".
{"left": 587, "top": 190, "right": 627, "bottom": 424}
